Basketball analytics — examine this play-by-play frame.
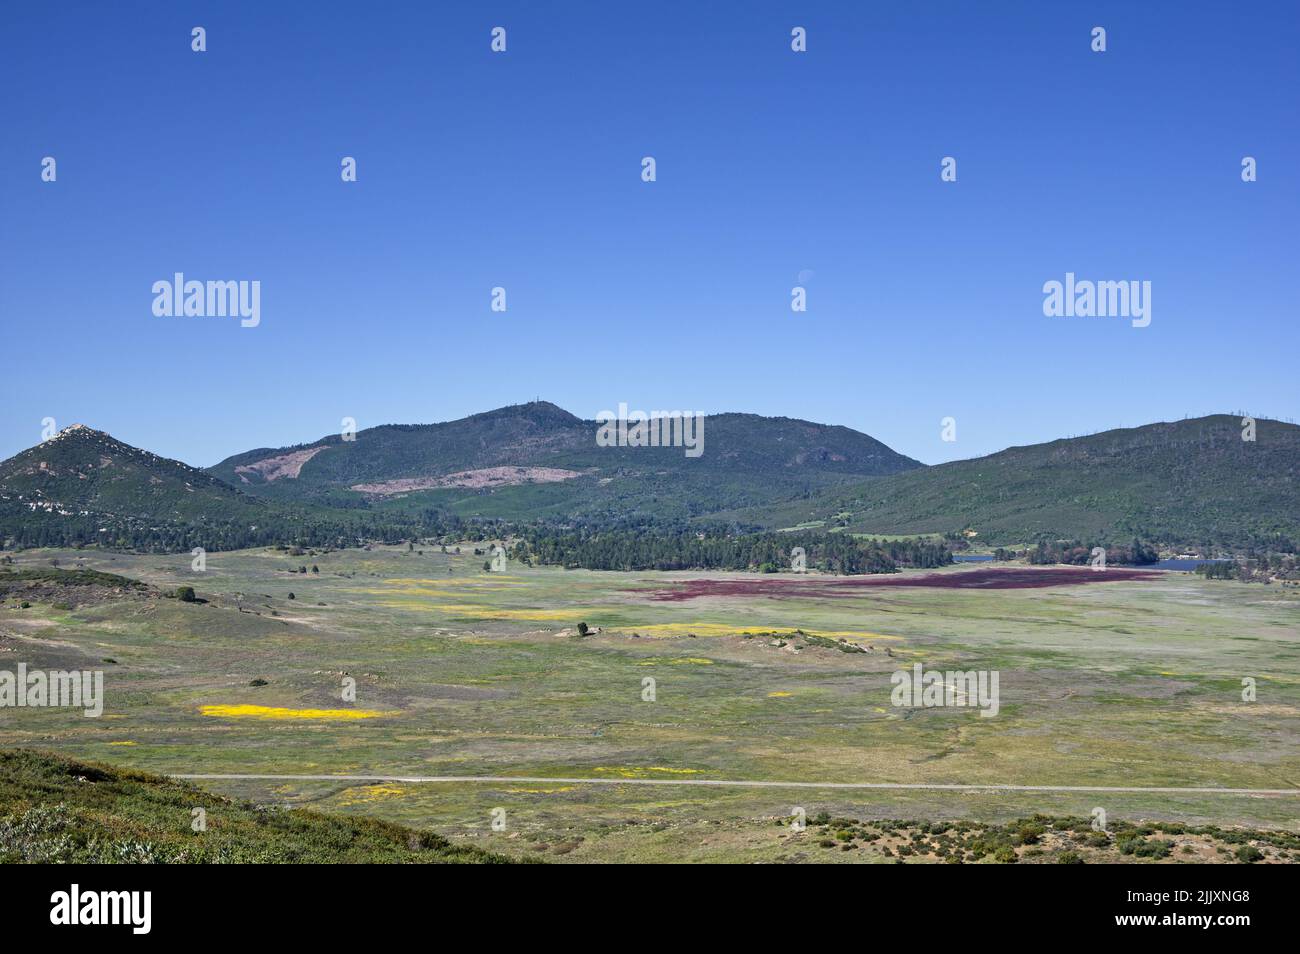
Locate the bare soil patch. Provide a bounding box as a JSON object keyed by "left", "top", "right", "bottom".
{"left": 352, "top": 466, "right": 582, "bottom": 496}
{"left": 234, "top": 445, "right": 328, "bottom": 482}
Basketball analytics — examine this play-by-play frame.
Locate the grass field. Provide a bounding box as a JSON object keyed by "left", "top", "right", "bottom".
{"left": 2, "top": 544, "right": 1297, "bottom": 862}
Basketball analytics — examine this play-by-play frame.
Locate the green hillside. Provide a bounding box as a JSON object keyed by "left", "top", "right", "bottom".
{"left": 0, "top": 425, "right": 278, "bottom": 549}
{"left": 3, "top": 410, "right": 1295, "bottom": 553}
{"left": 796, "top": 415, "right": 1300, "bottom": 548}
{"left": 0, "top": 426, "right": 431, "bottom": 552}
{"left": 207, "top": 401, "right": 923, "bottom": 522}
{"left": 0, "top": 750, "right": 521, "bottom": 864}
{"left": 0, "top": 425, "right": 259, "bottom": 521}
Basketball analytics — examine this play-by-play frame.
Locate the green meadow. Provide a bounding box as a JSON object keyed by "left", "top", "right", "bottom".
{"left": 1, "top": 544, "right": 1297, "bottom": 862}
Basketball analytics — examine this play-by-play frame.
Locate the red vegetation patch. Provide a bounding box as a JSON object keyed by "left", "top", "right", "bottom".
{"left": 634, "top": 567, "right": 1165, "bottom": 602}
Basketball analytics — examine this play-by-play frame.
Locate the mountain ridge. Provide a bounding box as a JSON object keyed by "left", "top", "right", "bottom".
{"left": 1, "top": 406, "right": 1295, "bottom": 552}
{"left": 204, "top": 401, "right": 924, "bottom": 522}
{"left": 779, "top": 414, "right": 1300, "bottom": 548}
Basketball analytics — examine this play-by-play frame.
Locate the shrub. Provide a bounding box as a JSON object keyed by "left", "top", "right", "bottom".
{"left": 1120, "top": 837, "right": 1172, "bottom": 859}
{"left": 1014, "top": 822, "right": 1045, "bottom": 845}
{"left": 1141, "top": 839, "right": 1173, "bottom": 859}
{"left": 1235, "top": 845, "right": 1264, "bottom": 863}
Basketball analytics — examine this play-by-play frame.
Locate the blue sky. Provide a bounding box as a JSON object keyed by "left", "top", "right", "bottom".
{"left": 2, "top": 1, "right": 1296, "bottom": 467}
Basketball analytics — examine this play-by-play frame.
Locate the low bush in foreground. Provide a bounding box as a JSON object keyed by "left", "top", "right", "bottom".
{"left": 0, "top": 749, "right": 528, "bottom": 864}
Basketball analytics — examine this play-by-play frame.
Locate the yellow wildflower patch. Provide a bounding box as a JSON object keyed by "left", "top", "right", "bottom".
{"left": 594, "top": 766, "right": 704, "bottom": 778}
{"left": 615, "top": 622, "right": 902, "bottom": 641}
{"left": 199, "top": 704, "right": 391, "bottom": 720}
{"left": 374, "top": 601, "right": 582, "bottom": 620}
{"left": 337, "top": 784, "right": 409, "bottom": 805}
{"left": 383, "top": 577, "right": 526, "bottom": 585}
{"left": 433, "top": 605, "right": 579, "bottom": 620}
{"left": 360, "top": 585, "right": 527, "bottom": 598}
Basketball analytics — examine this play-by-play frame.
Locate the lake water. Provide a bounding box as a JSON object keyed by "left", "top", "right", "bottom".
{"left": 953, "top": 554, "right": 995, "bottom": 562}
{"left": 1148, "top": 558, "right": 1232, "bottom": 571}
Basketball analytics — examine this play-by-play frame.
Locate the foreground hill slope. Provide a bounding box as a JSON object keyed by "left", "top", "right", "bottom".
{"left": 802, "top": 415, "right": 1300, "bottom": 547}
{"left": 208, "top": 401, "right": 924, "bottom": 522}
{"left": 0, "top": 750, "right": 521, "bottom": 863}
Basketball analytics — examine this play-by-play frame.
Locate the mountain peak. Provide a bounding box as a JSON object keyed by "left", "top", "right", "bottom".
{"left": 46, "top": 423, "right": 107, "bottom": 442}
{"left": 0, "top": 421, "right": 265, "bottom": 551}
{"left": 467, "top": 401, "right": 582, "bottom": 428}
